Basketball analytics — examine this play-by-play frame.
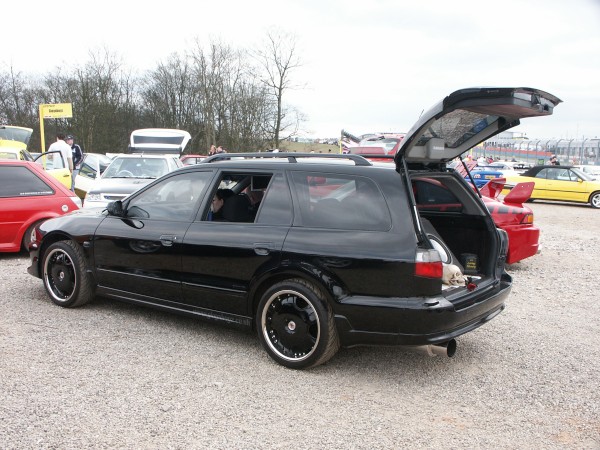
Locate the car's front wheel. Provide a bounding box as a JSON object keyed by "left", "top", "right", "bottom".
{"left": 43, "top": 240, "right": 94, "bottom": 307}
{"left": 590, "top": 192, "right": 600, "bottom": 209}
{"left": 256, "top": 278, "right": 340, "bottom": 369}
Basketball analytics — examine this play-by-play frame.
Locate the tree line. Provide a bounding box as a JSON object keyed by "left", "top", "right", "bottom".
{"left": 0, "top": 31, "right": 302, "bottom": 155}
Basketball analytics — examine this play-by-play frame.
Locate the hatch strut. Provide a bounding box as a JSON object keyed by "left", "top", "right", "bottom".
{"left": 458, "top": 156, "right": 482, "bottom": 199}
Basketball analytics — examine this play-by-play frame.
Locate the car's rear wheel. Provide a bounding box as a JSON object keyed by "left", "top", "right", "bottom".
{"left": 256, "top": 278, "right": 339, "bottom": 369}
{"left": 590, "top": 192, "right": 600, "bottom": 209}
{"left": 43, "top": 240, "right": 93, "bottom": 307}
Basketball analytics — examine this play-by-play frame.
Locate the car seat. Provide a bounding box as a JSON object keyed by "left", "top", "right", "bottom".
{"left": 222, "top": 194, "right": 252, "bottom": 222}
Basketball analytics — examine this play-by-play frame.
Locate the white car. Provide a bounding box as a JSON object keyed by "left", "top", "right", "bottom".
{"left": 575, "top": 165, "right": 600, "bottom": 180}
{"left": 486, "top": 161, "right": 521, "bottom": 177}
{"left": 83, "top": 153, "right": 183, "bottom": 208}
{"left": 83, "top": 128, "right": 190, "bottom": 208}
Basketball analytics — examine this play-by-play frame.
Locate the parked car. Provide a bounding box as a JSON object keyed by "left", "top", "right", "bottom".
{"left": 28, "top": 86, "right": 560, "bottom": 369}
{"left": 0, "top": 160, "right": 81, "bottom": 253}
{"left": 486, "top": 161, "right": 521, "bottom": 176}
{"left": 74, "top": 153, "right": 115, "bottom": 199}
{"left": 413, "top": 176, "right": 540, "bottom": 264}
{"left": 0, "top": 125, "right": 73, "bottom": 188}
{"left": 83, "top": 153, "right": 184, "bottom": 208}
{"left": 0, "top": 125, "right": 33, "bottom": 151}
{"left": 0, "top": 147, "right": 35, "bottom": 161}
{"left": 503, "top": 165, "right": 600, "bottom": 208}
{"left": 574, "top": 164, "right": 600, "bottom": 180}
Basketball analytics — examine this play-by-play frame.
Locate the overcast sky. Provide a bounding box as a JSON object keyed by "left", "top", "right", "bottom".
{"left": 4, "top": 0, "right": 600, "bottom": 140}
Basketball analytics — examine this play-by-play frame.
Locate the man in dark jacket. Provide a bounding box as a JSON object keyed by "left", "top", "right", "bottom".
{"left": 66, "top": 135, "right": 83, "bottom": 191}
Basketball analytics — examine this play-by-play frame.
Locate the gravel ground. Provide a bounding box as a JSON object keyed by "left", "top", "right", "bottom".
{"left": 1, "top": 202, "right": 599, "bottom": 449}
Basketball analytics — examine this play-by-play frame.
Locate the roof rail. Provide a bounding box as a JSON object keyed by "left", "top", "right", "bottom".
{"left": 202, "top": 152, "right": 373, "bottom": 166}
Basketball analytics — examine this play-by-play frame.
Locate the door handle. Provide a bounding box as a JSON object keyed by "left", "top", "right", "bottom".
{"left": 254, "top": 242, "right": 274, "bottom": 256}
{"left": 160, "top": 235, "right": 177, "bottom": 247}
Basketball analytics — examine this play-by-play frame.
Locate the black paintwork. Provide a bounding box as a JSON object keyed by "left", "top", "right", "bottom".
{"left": 28, "top": 158, "right": 512, "bottom": 347}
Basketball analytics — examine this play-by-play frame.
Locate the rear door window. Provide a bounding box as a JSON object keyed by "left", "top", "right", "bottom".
{"left": 0, "top": 166, "right": 54, "bottom": 197}
{"left": 290, "top": 172, "right": 391, "bottom": 231}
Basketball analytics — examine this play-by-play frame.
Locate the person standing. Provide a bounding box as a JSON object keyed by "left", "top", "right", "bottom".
{"left": 48, "top": 133, "right": 74, "bottom": 186}
{"left": 66, "top": 135, "right": 83, "bottom": 191}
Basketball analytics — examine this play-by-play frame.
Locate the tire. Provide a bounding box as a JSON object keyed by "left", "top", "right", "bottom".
{"left": 42, "top": 240, "right": 94, "bottom": 308}
{"left": 256, "top": 278, "right": 340, "bottom": 369}
{"left": 590, "top": 192, "right": 600, "bottom": 209}
{"left": 22, "top": 220, "right": 44, "bottom": 252}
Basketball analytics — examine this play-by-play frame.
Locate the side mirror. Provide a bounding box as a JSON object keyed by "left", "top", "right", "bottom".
{"left": 106, "top": 200, "right": 124, "bottom": 216}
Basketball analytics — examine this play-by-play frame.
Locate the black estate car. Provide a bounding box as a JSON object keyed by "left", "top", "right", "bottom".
{"left": 28, "top": 87, "right": 561, "bottom": 369}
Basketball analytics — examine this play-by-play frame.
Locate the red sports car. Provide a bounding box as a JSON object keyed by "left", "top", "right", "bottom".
{"left": 0, "top": 160, "right": 81, "bottom": 252}
{"left": 412, "top": 176, "right": 539, "bottom": 264}
{"left": 479, "top": 179, "right": 539, "bottom": 264}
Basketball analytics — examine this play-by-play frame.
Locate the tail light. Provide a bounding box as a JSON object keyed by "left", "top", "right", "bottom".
{"left": 520, "top": 212, "right": 534, "bottom": 224}
{"left": 415, "top": 249, "right": 443, "bottom": 279}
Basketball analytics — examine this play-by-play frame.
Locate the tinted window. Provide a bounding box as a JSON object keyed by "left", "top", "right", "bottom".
{"left": 0, "top": 166, "right": 54, "bottom": 197}
{"left": 256, "top": 173, "right": 292, "bottom": 225}
{"left": 413, "top": 179, "right": 463, "bottom": 212}
{"left": 291, "top": 172, "right": 391, "bottom": 231}
{"left": 126, "top": 171, "right": 212, "bottom": 221}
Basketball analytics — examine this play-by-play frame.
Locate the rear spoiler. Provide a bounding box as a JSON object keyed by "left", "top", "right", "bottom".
{"left": 480, "top": 178, "right": 534, "bottom": 205}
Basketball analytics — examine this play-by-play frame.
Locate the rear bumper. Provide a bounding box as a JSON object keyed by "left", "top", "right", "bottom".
{"left": 334, "top": 276, "right": 511, "bottom": 347}
{"left": 504, "top": 224, "right": 540, "bottom": 264}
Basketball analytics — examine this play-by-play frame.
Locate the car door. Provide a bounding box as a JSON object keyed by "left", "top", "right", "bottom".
{"left": 93, "top": 171, "right": 213, "bottom": 305}
{"left": 558, "top": 168, "right": 590, "bottom": 202}
{"left": 34, "top": 151, "right": 72, "bottom": 189}
{"left": 181, "top": 171, "right": 292, "bottom": 317}
{"left": 536, "top": 167, "right": 587, "bottom": 201}
{"left": 75, "top": 154, "right": 102, "bottom": 197}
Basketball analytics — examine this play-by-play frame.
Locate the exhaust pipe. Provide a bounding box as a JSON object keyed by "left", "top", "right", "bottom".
{"left": 412, "top": 339, "right": 457, "bottom": 357}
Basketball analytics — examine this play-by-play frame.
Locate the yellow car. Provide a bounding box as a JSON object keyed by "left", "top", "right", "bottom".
{"left": 503, "top": 165, "right": 600, "bottom": 209}
{"left": 0, "top": 126, "right": 72, "bottom": 189}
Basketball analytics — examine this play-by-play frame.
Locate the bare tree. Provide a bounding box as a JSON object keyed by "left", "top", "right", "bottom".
{"left": 253, "top": 29, "right": 304, "bottom": 148}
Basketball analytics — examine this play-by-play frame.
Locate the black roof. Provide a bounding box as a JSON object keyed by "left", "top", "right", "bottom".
{"left": 521, "top": 165, "right": 573, "bottom": 176}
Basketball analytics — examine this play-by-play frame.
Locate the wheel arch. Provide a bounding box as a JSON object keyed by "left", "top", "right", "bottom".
{"left": 248, "top": 265, "right": 342, "bottom": 328}
{"left": 588, "top": 190, "right": 600, "bottom": 208}
{"left": 38, "top": 232, "right": 95, "bottom": 283}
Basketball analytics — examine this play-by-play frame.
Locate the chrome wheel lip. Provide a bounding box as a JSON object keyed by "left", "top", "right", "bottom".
{"left": 261, "top": 289, "right": 320, "bottom": 363}
{"left": 43, "top": 248, "right": 76, "bottom": 303}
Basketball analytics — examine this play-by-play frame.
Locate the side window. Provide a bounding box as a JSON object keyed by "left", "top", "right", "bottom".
{"left": 79, "top": 161, "right": 97, "bottom": 179}
{"left": 204, "top": 172, "right": 276, "bottom": 223}
{"left": 126, "top": 171, "right": 212, "bottom": 221}
{"left": 256, "top": 173, "right": 292, "bottom": 225}
{"left": 413, "top": 179, "right": 463, "bottom": 212}
{"left": 564, "top": 170, "right": 579, "bottom": 182}
{"left": 0, "top": 166, "right": 54, "bottom": 197}
{"left": 291, "top": 172, "right": 391, "bottom": 231}
{"left": 536, "top": 168, "right": 551, "bottom": 179}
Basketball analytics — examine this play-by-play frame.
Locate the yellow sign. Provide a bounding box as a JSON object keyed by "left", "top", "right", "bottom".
{"left": 40, "top": 103, "right": 73, "bottom": 119}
